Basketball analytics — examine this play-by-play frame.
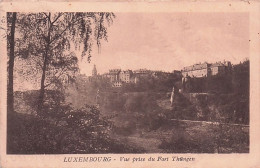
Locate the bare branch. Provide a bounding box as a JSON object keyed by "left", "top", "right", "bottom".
{"left": 44, "top": 66, "right": 67, "bottom": 88}
{"left": 43, "top": 12, "right": 50, "bottom": 21}
{"left": 49, "top": 17, "right": 82, "bottom": 45}
{"left": 51, "top": 13, "right": 63, "bottom": 25}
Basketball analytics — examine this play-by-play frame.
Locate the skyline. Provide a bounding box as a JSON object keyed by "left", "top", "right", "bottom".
{"left": 85, "top": 59, "right": 239, "bottom": 76}
{"left": 78, "top": 12, "right": 249, "bottom": 76}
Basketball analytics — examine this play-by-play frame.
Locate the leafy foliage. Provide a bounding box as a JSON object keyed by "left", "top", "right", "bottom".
{"left": 8, "top": 90, "right": 143, "bottom": 154}
{"left": 119, "top": 72, "right": 181, "bottom": 93}
{"left": 14, "top": 12, "right": 114, "bottom": 87}
{"left": 9, "top": 12, "right": 115, "bottom": 111}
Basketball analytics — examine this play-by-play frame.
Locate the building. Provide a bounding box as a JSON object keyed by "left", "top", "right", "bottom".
{"left": 152, "top": 71, "right": 172, "bottom": 78}
{"left": 182, "top": 62, "right": 210, "bottom": 78}
{"left": 92, "top": 64, "right": 97, "bottom": 76}
{"left": 86, "top": 65, "right": 105, "bottom": 81}
{"left": 133, "top": 69, "right": 150, "bottom": 77}
{"left": 102, "top": 69, "right": 140, "bottom": 87}
{"left": 210, "top": 61, "right": 232, "bottom": 76}
{"left": 113, "top": 81, "right": 123, "bottom": 87}
{"left": 130, "top": 76, "right": 139, "bottom": 83}
{"left": 119, "top": 70, "right": 133, "bottom": 83}
{"left": 182, "top": 61, "right": 231, "bottom": 78}
{"left": 106, "top": 69, "right": 121, "bottom": 82}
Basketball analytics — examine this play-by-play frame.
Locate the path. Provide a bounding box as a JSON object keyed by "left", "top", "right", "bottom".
{"left": 113, "top": 133, "right": 164, "bottom": 153}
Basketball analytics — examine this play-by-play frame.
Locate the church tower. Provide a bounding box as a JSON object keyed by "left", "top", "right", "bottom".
{"left": 92, "top": 64, "right": 97, "bottom": 76}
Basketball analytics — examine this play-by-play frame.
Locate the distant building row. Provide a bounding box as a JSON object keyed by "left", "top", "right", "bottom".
{"left": 103, "top": 69, "right": 150, "bottom": 87}
{"left": 89, "top": 65, "right": 152, "bottom": 87}
{"left": 89, "top": 61, "right": 232, "bottom": 87}
{"left": 181, "top": 61, "right": 232, "bottom": 78}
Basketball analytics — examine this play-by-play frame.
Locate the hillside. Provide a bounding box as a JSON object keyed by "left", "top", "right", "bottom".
{"left": 9, "top": 60, "right": 249, "bottom": 153}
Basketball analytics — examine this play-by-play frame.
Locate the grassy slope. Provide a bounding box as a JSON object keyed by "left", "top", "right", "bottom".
{"left": 12, "top": 89, "right": 249, "bottom": 153}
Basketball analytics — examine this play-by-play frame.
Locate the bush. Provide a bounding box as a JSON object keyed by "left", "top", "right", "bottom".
{"left": 8, "top": 91, "right": 143, "bottom": 153}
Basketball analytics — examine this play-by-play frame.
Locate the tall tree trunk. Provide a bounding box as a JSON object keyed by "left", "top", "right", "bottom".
{"left": 38, "top": 12, "right": 51, "bottom": 112}
{"left": 7, "top": 12, "right": 16, "bottom": 154}
{"left": 38, "top": 54, "right": 48, "bottom": 111}
{"left": 7, "top": 12, "right": 17, "bottom": 115}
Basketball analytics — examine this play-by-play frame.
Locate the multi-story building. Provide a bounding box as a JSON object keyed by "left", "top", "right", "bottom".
{"left": 210, "top": 61, "right": 232, "bottom": 76}
{"left": 102, "top": 69, "right": 139, "bottom": 87}
{"left": 119, "top": 70, "right": 133, "bottom": 83}
{"left": 182, "top": 62, "right": 211, "bottom": 78}
{"left": 133, "top": 69, "right": 150, "bottom": 77}
{"left": 182, "top": 61, "right": 231, "bottom": 78}
{"left": 106, "top": 69, "right": 121, "bottom": 82}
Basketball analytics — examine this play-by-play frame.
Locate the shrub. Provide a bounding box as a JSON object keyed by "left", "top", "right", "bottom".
{"left": 8, "top": 93, "right": 142, "bottom": 154}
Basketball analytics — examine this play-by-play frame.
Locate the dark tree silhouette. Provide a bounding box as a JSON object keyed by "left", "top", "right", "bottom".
{"left": 7, "top": 12, "right": 17, "bottom": 114}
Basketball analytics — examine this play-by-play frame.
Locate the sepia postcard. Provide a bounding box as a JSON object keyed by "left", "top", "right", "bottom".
{"left": 0, "top": 1, "right": 260, "bottom": 168}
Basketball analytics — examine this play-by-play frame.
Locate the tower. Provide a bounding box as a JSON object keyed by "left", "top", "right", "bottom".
{"left": 92, "top": 64, "right": 97, "bottom": 76}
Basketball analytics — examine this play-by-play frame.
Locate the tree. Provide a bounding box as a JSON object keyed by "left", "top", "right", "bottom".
{"left": 7, "top": 12, "right": 17, "bottom": 114}
{"left": 15, "top": 12, "right": 115, "bottom": 111}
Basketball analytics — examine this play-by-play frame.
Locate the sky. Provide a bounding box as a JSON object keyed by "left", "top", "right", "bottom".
{"left": 76, "top": 13, "right": 249, "bottom": 75}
